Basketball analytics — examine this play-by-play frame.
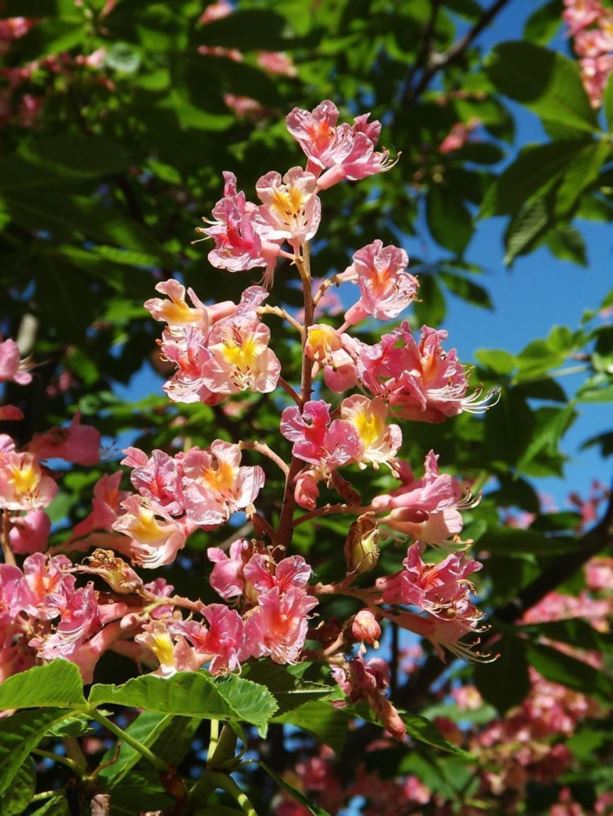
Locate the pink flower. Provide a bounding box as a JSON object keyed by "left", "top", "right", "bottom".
{"left": 255, "top": 167, "right": 321, "bottom": 248}
{"left": 112, "top": 495, "right": 189, "bottom": 568}
{"left": 340, "top": 395, "right": 402, "bottom": 470}
{"left": 305, "top": 325, "right": 358, "bottom": 392}
{"left": 0, "top": 451, "right": 58, "bottom": 511}
{"left": 144, "top": 279, "right": 211, "bottom": 329}
{"left": 135, "top": 619, "right": 202, "bottom": 677}
{"left": 0, "top": 405, "right": 24, "bottom": 421}
{"left": 200, "top": 0, "right": 233, "bottom": 24}
{"left": 357, "top": 323, "right": 494, "bottom": 422}
{"left": 121, "top": 447, "right": 184, "bottom": 516}
{"left": 33, "top": 584, "right": 101, "bottom": 663}
{"left": 0, "top": 338, "right": 32, "bottom": 385}
{"left": 8, "top": 509, "right": 50, "bottom": 554}
{"left": 286, "top": 101, "right": 397, "bottom": 189}
{"left": 372, "top": 450, "right": 465, "bottom": 544}
{"left": 376, "top": 542, "right": 482, "bottom": 615}
{"left": 28, "top": 415, "right": 100, "bottom": 466}
{"left": 580, "top": 53, "right": 613, "bottom": 106}
{"left": 244, "top": 586, "right": 317, "bottom": 664}
{"left": 201, "top": 314, "right": 281, "bottom": 395}
{"left": 71, "top": 472, "right": 129, "bottom": 540}
{"left": 280, "top": 400, "right": 360, "bottom": 468}
{"left": 563, "top": 0, "right": 604, "bottom": 35}
{"left": 256, "top": 51, "right": 297, "bottom": 77}
{"left": 243, "top": 553, "right": 311, "bottom": 594}
{"left": 438, "top": 119, "right": 480, "bottom": 155}
{"left": 343, "top": 240, "right": 418, "bottom": 323}
{"left": 176, "top": 604, "right": 244, "bottom": 674}
{"left": 181, "top": 441, "right": 265, "bottom": 527}
{"left": 208, "top": 538, "right": 251, "bottom": 600}
{"left": 197, "top": 171, "right": 282, "bottom": 285}
{"left": 159, "top": 325, "right": 219, "bottom": 405}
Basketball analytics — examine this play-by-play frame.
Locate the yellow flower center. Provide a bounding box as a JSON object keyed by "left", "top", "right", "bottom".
{"left": 132, "top": 509, "right": 166, "bottom": 543}
{"left": 160, "top": 300, "right": 198, "bottom": 325}
{"left": 353, "top": 408, "right": 383, "bottom": 448}
{"left": 271, "top": 186, "right": 305, "bottom": 218}
{"left": 202, "top": 460, "right": 236, "bottom": 493}
{"left": 221, "top": 334, "right": 259, "bottom": 371}
{"left": 9, "top": 462, "right": 40, "bottom": 497}
{"left": 150, "top": 630, "right": 176, "bottom": 668}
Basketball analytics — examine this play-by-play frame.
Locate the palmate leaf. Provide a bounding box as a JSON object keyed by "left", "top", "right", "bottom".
{"left": 242, "top": 662, "right": 333, "bottom": 714}
{"left": 486, "top": 41, "right": 598, "bottom": 132}
{"left": 0, "top": 758, "right": 35, "bottom": 816}
{"left": 89, "top": 671, "right": 278, "bottom": 734}
{"left": 98, "top": 712, "right": 201, "bottom": 787}
{"left": 0, "top": 709, "right": 73, "bottom": 798}
{"left": 0, "top": 660, "right": 85, "bottom": 711}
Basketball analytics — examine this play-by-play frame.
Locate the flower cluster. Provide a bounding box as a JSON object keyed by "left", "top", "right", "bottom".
{"left": 564, "top": 0, "right": 613, "bottom": 107}
{"left": 0, "top": 101, "right": 499, "bottom": 748}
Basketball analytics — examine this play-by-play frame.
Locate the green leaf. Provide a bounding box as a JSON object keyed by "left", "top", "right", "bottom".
{"left": 0, "top": 758, "right": 35, "bottom": 816}
{"left": 503, "top": 196, "right": 549, "bottom": 265}
{"left": 605, "top": 70, "right": 613, "bottom": 131}
{"left": 275, "top": 701, "right": 351, "bottom": 753}
{"left": 89, "top": 672, "right": 277, "bottom": 732}
{"left": 517, "top": 403, "right": 576, "bottom": 470}
{"left": 426, "top": 186, "right": 472, "bottom": 255}
{"left": 242, "top": 662, "right": 332, "bottom": 715}
{"left": 526, "top": 643, "right": 613, "bottom": 704}
{"left": 486, "top": 41, "right": 598, "bottom": 132}
{"left": 102, "top": 766, "right": 172, "bottom": 816}
{"left": 18, "top": 135, "right": 128, "bottom": 181}
{"left": 99, "top": 712, "right": 201, "bottom": 787}
{"left": 480, "top": 139, "right": 589, "bottom": 218}
{"left": 260, "top": 762, "right": 332, "bottom": 816}
{"left": 0, "top": 661, "right": 86, "bottom": 712}
{"left": 475, "top": 635, "right": 530, "bottom": 713}
{"left": 546, "top": 225, "right": 588, "bottom": 266}
{"left": 475, "top": 348, "right": 515, "bottom": 375}
{"left": 0, "top": 709, "right": 72, "bottom": 797}
{"left": 438, "top": 271, "right": 492, "bottom": 309}
{"left": 476, "top": 527, "right": 581, "bottom": 555}
{"left": 520, "top": 619, "right": 613, "bottom": 654}
{"left": 555, "top": 140, "right": 611, "bottom": 215}
{"left": 194, "top": 9, "right": 290, "bottom": 51}
{"left": 29, "top": 795, "right": 70, "bottom": 816}
{"left": 413, "top": 273, "right": 446, "bottom": 326}
{"left": 523, "top": 0, "right": 563, "bottom": 45}
{"left": 402, "top": 714, "right": 472, "bottom": 757}
{"left": 483, "top": 387, "right": 534, "bottom": 466}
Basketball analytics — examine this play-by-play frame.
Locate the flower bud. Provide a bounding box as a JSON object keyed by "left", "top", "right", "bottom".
{"left": 351, "top": 609, "right": 381, "bottom": 647}
{"left": 344, "top": 513, "right": 380, "bottom": 574}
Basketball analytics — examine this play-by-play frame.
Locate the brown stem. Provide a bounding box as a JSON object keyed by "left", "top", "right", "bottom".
{"left": 406, "top": 0, "right": 513, "bottom": 102}
{"left": 276, "top": 243, "right": 315, "bottom": 551}
{"left": 276, "top": 377, "right": 302, "bottom": 406}
{"left": 293, "top": 503, "right": 373, "bottom": 527}
{"left": 240, "top": 440, "right": 290, "bottom": 476}
{"left": 1, "top": 510, "right": 16, "bottom": 567}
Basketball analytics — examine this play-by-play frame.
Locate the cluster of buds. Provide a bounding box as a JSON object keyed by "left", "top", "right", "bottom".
{"left": 0, "top": 101, "right": 499, "bottom": 745}
{"left": 563, "top": 0, "right": 613, "bottom": 107}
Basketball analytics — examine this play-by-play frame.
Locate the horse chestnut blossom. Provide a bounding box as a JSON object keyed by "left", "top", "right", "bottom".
{"left": 0, "top": 100, "right": 505, "bottom": 790}
{"left": 355, "top": 323, "right": 496, "bottom": 422}
{"left": 0, "top": 338, "right": 32, "bottom": 384}
{"left": 286, "top": 100, "right": 398, "bottom": 188}
{"left": 343, "top": 240, "right": 419, "bottom": 323}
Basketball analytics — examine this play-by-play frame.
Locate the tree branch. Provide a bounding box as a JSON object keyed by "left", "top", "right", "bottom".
{"left": 405, "top": 0, "right": 513, "bottom": 103}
